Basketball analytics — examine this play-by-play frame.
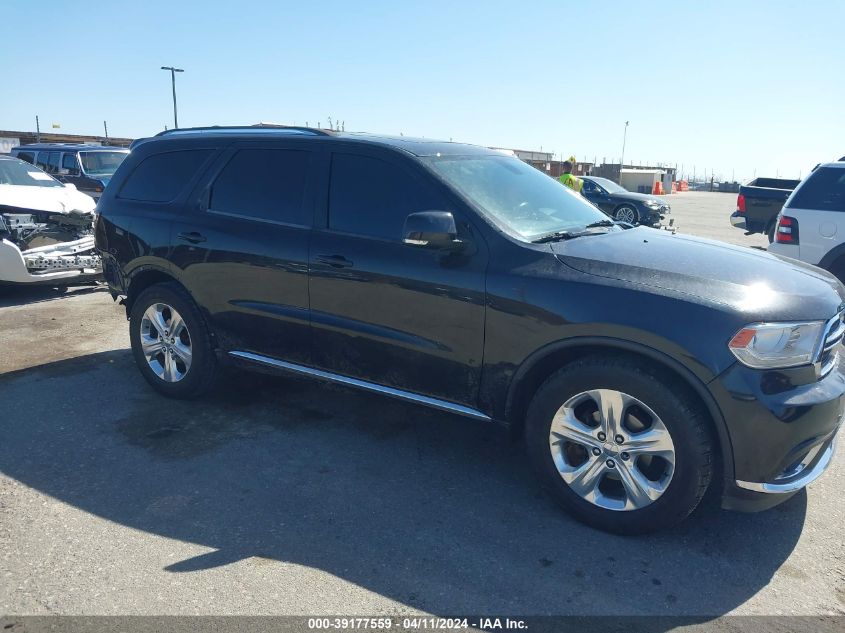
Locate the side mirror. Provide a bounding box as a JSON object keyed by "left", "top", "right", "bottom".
{"left": 402, "top": 211, "right": 462, "bottom": 250}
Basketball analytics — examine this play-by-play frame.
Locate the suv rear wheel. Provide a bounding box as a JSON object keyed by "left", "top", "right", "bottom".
{"left": 129, "top": 282, "right": 219, "bottom": 398}
{"left": 525, "top": 355, "right": 713, "bottom": 534}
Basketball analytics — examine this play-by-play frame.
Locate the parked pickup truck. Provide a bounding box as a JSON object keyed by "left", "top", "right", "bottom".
{"left": 730, "top": 177, "right": 801, "bottom": 241}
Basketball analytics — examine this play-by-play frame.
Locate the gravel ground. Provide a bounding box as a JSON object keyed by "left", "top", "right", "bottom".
{"left": 0, "top": 192, "right": 842, "bottom": 620}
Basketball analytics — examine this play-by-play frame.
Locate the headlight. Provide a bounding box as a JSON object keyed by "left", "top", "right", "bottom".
{"left": 644, "top": 200, "right": 662, "bottom": 208}
{"left": 728, "top": 321, "right": 825, "bottom": 369}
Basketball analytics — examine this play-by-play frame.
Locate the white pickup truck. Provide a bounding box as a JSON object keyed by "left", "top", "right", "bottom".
{"left": 0, "top": 155, "right": 101, "bottom": 285}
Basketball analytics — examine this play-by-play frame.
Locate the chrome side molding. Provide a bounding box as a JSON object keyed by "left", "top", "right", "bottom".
{"left": 228, "top": 350, "right": 492, "bottom": 421}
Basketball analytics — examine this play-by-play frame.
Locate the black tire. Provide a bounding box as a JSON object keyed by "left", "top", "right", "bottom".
{"left": 767, "top": 223, "right": 776, "bottom": 243}
{"left": 614, "top": 205, "right": 640, "bottom": 225}
{"left": 129, "top": 282, "right": 220, "bottom": 399}
{"left": 524, "top": 354, "right": 713, "bottom": 535}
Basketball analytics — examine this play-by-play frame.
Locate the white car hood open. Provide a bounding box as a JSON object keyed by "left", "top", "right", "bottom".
{"left": 0, "top": 184, "right": 96, "bottom": 214}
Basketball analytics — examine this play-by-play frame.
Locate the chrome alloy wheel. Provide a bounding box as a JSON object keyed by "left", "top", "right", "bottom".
{"left": 549, "top": 389, "right": 676, "bottom": 511}
{"left": 615, "top": 206, "right": 638, "bottom": 224}
{"left": 139, "top": 303, "right": 192, "bottom": 383}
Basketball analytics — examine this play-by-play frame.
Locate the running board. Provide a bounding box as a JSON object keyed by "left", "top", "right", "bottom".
{"left": 228, "top": 350, "right": 492, "bottom": 421}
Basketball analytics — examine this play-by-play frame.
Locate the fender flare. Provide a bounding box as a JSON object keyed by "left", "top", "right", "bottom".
{"left": 817, "top": 242, "right": 845, "bottom": 271}
{"left": 504, "top": 336, "right": 735, "bottom": 482}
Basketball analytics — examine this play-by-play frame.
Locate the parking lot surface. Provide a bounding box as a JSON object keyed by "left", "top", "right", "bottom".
{"left": 1, "top": 192, "right": 842, "bottom": 617}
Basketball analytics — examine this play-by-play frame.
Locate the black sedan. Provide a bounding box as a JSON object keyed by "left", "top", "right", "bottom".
{"left": 581, "top": 176, "right": 670, "bottom": 226}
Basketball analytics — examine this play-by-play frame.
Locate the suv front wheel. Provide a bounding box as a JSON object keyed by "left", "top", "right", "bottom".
{"left": 525, "top": 355, "right": 713, "bottom": 534}
{"left": 129, "top": 282, "right": 219, "bottom": 398}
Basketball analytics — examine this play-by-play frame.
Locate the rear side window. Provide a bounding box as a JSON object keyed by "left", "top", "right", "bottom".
{"left": 35, "top": 153, "right": 49, "bottom": 170}
{"left": 17, "top": 151, "right": 35, "bottom": 164}
{"left": 789, "top": 167, "right": 845, "bottom": 212}
{"left": 328, "top": 153, "right": 443, "bottom": 240}
{"left": 46, "top": 152, "right": 60, "bottom": 174}
{"left": 62, "top": 153, "right": 80, "bottom": 175}
{"left": 118, "top": 149, "right": 213, "bottom": 202}
{"left": 209, "top": 149, "right": 310, "bottom": 225}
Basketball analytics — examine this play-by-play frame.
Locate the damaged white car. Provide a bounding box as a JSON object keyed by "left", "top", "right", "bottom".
{"left": 0, "top": 155, "right": 101, "bottom": 285}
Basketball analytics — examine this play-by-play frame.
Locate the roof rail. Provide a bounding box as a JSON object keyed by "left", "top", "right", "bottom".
{"left": 154, "top": 125, "right": 333, "bottom": 138}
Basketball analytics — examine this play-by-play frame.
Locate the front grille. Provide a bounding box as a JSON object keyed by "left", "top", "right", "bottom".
{"left": 818, "top": 311, "right": 845, "bottom": 378}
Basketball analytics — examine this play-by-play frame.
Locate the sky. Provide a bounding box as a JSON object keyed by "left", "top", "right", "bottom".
{"left": 2, "top": 0, "right": 843, "bottom": 182}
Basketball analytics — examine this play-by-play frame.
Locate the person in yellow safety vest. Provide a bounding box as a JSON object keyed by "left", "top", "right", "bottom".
{"left": 558, "top": 160, "right": 584, "bottom": 193}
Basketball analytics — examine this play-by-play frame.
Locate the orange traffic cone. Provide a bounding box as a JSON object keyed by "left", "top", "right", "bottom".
{"left": 652, "top": 181, "right": 665, "bottom": 195}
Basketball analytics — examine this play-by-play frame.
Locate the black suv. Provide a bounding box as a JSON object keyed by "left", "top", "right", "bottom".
{"left": 96, "top": 126, "right": 844, "bottom": 534}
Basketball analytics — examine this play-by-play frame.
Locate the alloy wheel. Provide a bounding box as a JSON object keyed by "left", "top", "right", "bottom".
{"left": 548, "top": 389, "right": 676, "bottom": 511}
{"left": 139, "top": 303, "right": 193, "bottom": 382}
{"left": 615, "top": 206, "right": 638, "bottom": 224}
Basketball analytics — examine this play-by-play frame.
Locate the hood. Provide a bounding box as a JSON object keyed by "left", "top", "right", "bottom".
{"left": 0, "top": 184, "right": 96, "bottom": 214}
{"left": 550, "top": 227, "right": 845, "bottom": 321}
{"left": 609, "top": 191, "right": 666, "bottom": 205}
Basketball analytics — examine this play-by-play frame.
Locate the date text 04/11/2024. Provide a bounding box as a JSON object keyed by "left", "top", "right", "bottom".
{"left": 306, "top": 617, "right": 529, "bottom": 630}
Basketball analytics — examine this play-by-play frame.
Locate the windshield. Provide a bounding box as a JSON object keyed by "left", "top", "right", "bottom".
{"left": 588, "top": 177, "right": 626, "bottom": 193}
{"left": 80, "top": 151, "right": 128, "bottom": 176}
{"left": 0, "top": 159, "right": 63, "bottom": 188}
{"left": 424, "top": 154, "right": 609, "bottom": 240}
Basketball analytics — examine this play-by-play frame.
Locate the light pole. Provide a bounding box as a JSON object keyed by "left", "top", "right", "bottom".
{"left": 620, "top": 120, "right": 629, "bottom": 167}
{"left": 160, "top": 66, "right": 184, "bottom": 129}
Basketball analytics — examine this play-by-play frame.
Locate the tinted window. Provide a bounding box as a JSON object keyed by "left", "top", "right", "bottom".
{"left": 46, "top": 152, "right": 60, "bottom": 174}
{"left": 62, "top": 153, "right": 80, "bottom": 174}
{"left": 118, "top": 149, "right": 213, "bottom": 202}
{"left": 329, "top": 153, "right": 442, "bottom": 240}
{"left": 210, "top": 149, "right": 310, "bottom": 225}
{"left": 35, "top": 152, "right": 49, "bottom": 170}
{"left": 788, "top": 167, "right": 845, "bottom": 212}
{"left": 17, "top": 151, "right": 35, "bottom": 164}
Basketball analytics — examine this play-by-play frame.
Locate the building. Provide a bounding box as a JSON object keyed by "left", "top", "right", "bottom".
{"left": 491, "top": 147, "right": 593, "bottom": 178}
{"left": 0, "top": 129, "right": 133, "bottom": 153}
{"left": 592, "top": 163, "right": 677, "bottom": 193}
{"left": 619, "top": 168, "right": 665, "bottom": 194}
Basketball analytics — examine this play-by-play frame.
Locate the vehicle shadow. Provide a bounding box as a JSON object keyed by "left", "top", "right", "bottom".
{"left": 0, "top": 350, "right": 807, "bottom": 616}
{"left": 0, "top": 282, "right": 106, "bottom": 308}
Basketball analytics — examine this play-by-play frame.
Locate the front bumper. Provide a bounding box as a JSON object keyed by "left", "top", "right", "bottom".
{"left": 0, "top": 236, "right": 102, "bottom": 284}
{"left": 711, "top": 361, "right": 845, "bottom": 512}
{"left": 730, "top": 211, "right": 747, "bottom": 230}
{"left": 644, "top": 205, "right": 669, "bottom": 227}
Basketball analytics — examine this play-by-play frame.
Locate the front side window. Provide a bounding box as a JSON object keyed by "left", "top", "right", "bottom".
{"left": 788, "top": 167, "right": 845, "bottom": 212}
{"left": 17, "top": 152, "right": 35, "bottom": 164}
{"left": 35, "top": 152, "right": 49, "bottom": 171}
{"left": 80, "top": 151, "right": 128, "bottom": 176}
{"left": 424, "top": 154, "right": 607, "bottom": 240}
{"left": 0, "top": 159, "right": 63, "bottom": 188}
{"left": 118, "top": 149, "right": 213, "bottom": 202}
{"left": 329, "top": 153, "right": 443, "bottom": 241}
{"left": 209, "top": 149, "right": 310, "bottom": 225}
{"left": 587, "top": 176, "right": 625, "bottom": 194}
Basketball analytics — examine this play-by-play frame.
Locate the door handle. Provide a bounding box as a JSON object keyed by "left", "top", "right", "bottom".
{"left": 177, "top": 231, "right": 207, "bottom": 244}
{"left": 316, "top": 254, "right": 353, "bottom": 269}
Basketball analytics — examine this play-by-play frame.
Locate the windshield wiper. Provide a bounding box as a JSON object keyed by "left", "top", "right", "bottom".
{"left": 531, "top": 230, "right": 579, "bottom": 243}
{"left": 531, "top": 220, "right": 617, "bottom": 243}
{"left": 583, "top": 219, "right": 615, "bottom": 229}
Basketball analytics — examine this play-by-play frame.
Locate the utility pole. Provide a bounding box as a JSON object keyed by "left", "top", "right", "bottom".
{"left": 103, "top": 120, "right": 109, "bottom": 141}
{"left": 160, "top": 66, "right": 184, "bottom": 129}
{"left": 620, "top": 121, "right": 629, "bottom": 167}
{"left": 35, "top": 115, "right": 41, "bottom": 142}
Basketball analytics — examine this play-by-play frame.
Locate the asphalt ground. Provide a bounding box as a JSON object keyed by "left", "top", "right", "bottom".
{"left": 1, "top": 192, "right": 842, "bottom": 620}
